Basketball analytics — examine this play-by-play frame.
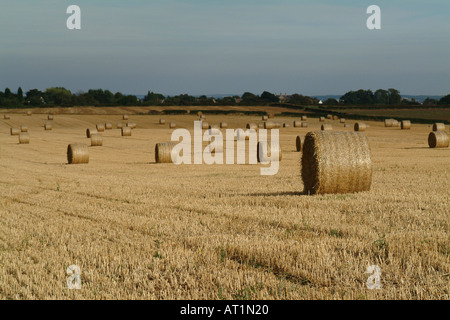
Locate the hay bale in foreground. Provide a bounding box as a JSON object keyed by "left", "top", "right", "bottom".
{"left": 155, "top": 142, "right": 177, "bottom": 163}
{"left": 121, "top": 127, "right": 132, "bottom": 136}
{"left": 432, "top": 123, "right": 445, "bottom": 132}
{"left": 126, "top": 122, "right": 136, "bottom": 129}
{"left": 96, "top": 123, "right": 105, "bottom": 132}
{"left": 91, "top": 133, "right": 103, "bottom": 146}
{"left": 67, "top": 144, "right": 89, "bottom": 164}
{"left": 296, "top": 136, "right": 302, "bottom": 152}
{"left": 257, "top": 141, "right": 282, "bottom": 162}
{"left": 321, "top": 124, "right": 332, "bottom": 131}
{"left": 44, "top": 123, "right": 52, "bottom": 130}
{"left": 4, "top": 114, "right": 10, "bottom": 120}
{"left": 401, "top": 120, "right": 411, "bottom": 130}
{"left": 220, "top": 122, "right": 228, "bottom": 128}
{"left": 354, "top": 122, "right": 367, "bottom": 132}
{"left": 428, "top": 131, "right": 449, "bottom": 148}
{"left": 86, "top": 128, "right": 98, "bottom": 138}
{"left": 159, "top": 119, "right": 166, "bottom": 125}
{"left": 105, "top": 122, "right": 113, "bottom": 130}
{"left": 19, "top": 133, "right": 30, "bottom": 144}
{"left": 169, "top": 122, "right": 176, "bottom": 128}
{"left": 301, "top": 131, "right": 372, "bottom": 195}
{"left": 10, "top": 128, "right": 20, "bottom": 136}
{"left": 246, "top": 123, "right": 258, "bottom": 130}
{"left": 20, "top": 125, "right": 28, "bottom": 132}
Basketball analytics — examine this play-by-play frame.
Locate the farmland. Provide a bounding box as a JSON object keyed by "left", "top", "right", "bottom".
{"left": 0, "top": 108, "right": 449, "bottom": 300}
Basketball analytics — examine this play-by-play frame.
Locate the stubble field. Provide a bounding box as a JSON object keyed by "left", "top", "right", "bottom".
{"left": 0, "top": 110, "right": 448, "bottom": 300}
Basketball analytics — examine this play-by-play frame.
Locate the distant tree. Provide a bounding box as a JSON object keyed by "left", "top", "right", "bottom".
{"left": 289, "top": 94, "right": 313, "bottom": 105}
{"left": 25, "top": 89, "right": 44, "bottom": 105}
{"left": 17, "top": 87, "right": 24, "bottom": 102}
{"left": 260, "top": 91, "right": 279, "bottom": 103}
{"left": 240, "top": 92, "right": 259, "bottom": 105}
{"left": 387, "top": 88, "right": 401, "bottom": 105}
{"left": 438, "top": 94, "right": 450, "bottom": 105}
{"left": 324, "top": 98, "right": 338, "bottom": 105}
{"left": 45, "top": 87, "right": 73, "bottom": 106}
{"left": 374, "top": 89, "right": 388, "bottom": 104}
{"left": 423, "top": 98, "right": 438, "bottom": 106}
{"left": 143, "top": 91, "right": 165, "bottom": 105}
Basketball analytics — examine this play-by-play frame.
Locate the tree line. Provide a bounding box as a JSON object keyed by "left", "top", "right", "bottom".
{"left": 0, "top": 87, "right": 449, "bottom": 107}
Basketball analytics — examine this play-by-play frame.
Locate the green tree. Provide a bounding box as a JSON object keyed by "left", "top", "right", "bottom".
{"left": 438, "top": 94, "right": 450, "bottom": 105}
{"left": 387, "top": 88, "right": 401, "bottom": 105}
{"left": 374, "top": 89, "right": 388, "bottom": 104}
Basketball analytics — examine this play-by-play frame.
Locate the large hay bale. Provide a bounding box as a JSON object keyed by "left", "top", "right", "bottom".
{"left": 123, "top": 115, "right": 129, "bottom": 120}
{"left": 117, "top": 122, "right": 124, "bottom": 129}
{"left": 401, "top": 120, "right": 411, "bottom": 130}
{"left": 96, "top": 123, "right": 105, "bottom": 132}
{"left": 432, "top": 123, "right": 445, "bottom": 131}
{"left": 264, "top": 121, "right": 280, "bottom": 129}
{"left": 201, "top": 122, "right": 209, "bottom": 129}
{"left": 86, "top": 128, "right": 98, "bottom": 138}
{"left": 67, "top": 144, "right": 89, "bottom": 164}
{"left": 126, "top": 122, "right": 136, "bottom": 129}
{"left": 220, "top": 122, "right": 228, "bottom": 128}
{"left": 257, "top": 141, "right": 282, "bottom": 162}
{"left": 262, "top": 115, "right": 268, "bottom": 121}
{"left": 105, "top": 122, "right": 113, "bottom": 130}
{"left": 321, "top": 124, "right": 332, "bottom": 131}
{"left": 4, "top": 114, "right": 10, "bottom": 120}
{"left": 19, "top": 133, "right": 30, "bottom": 144}
{"left": 293, "top": 121, "right": 302, "bottom": 128}
{"left": 155, "top": 142, "right": 177, "bottom": 163}
{"left": 428, "top": 131, "right": 449, "bottom": 148}
{"left": 159, "top": 119, "right": 166, "bottom": 125}
{"left": 301, "top": 131, "right": 372, "bottom": 195}
{"left": 354, "top": 122, "right": 367, "bottom": 132}
{"left": 10, "top": 128, "right": 20, "bottom": 136}
{"left": 91, "top": 133, "right": 103, "bottom": 146}
{"left": 44, "top": 123, "right": 52, "bottom": 130}
{"left": 20, "top": 125, "right": 28, "bottom": 132}
{"left": 121, "top": 127, "right": 132, "bottom": 136}
{"left": 169, "top": 122, "right": 176, "bottom": 128}
{"left": 296, "top": 136, "right": 302, "bottom": 152}
{"left": 246, "top": 123, "right": 258, "bottom": 130}
{"left": 48, "top": 114, "right": 54, "bottom": 120}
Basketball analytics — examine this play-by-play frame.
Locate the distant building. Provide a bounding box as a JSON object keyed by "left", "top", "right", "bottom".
{"left": 318, "top": 100, "right": 323, "bottom": 105}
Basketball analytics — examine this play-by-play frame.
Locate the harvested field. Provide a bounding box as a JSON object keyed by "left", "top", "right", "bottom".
{"left": 0, "top": 110, "right": 448, "bottom": 300}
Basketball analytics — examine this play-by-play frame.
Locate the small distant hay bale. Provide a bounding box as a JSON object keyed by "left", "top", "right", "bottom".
{"left": 333, "top": 116, "right": 339, "bottom": 120}
{"left": 428, "top": 131, "right": 449, "bottom": 148}
{"left": 262, "top": 115, "right": 268, "bottom": 121}
{"left": 10, "top": 128, "right": 20, "bottom": 135}
{"left": 169, "top": 122, "right": 176, "bottom": 128}
{"left": 319, "top": 117, "right": 325, "bottom": 122}
{"left": 392, "top": 120, "right": 400, "bottom": 127}
{"left": 90, "top": 133, "right": 103, "bottom": 146}
{"left": 293, "top": 121, "right": 302, "bottom": 128}
{"left": 296, "top": 136, "right": 302, "bottom": 152}
{"left": 432, "top": 123, "right": 445, "bottom": 131}
{"left": 258, "top": 122, "right": 264, "bottom": 128}
{"left": 301, "top": 122, "right": 308, "bottom": 128}
{"left": 321, "top": 124, "right": 332, "bottom": 131}
{"left": 19, "top": 133, "right": 30, "bottom": 144}
{"left": 220, "top": 122, "right": 228, "bottom": 128}
{"left": 264, "top": 121, "right": 280, "bottom": 129}
{"left": 96, "top": 123, "right": 105, "bottom": 132}
{"left": 117, "top": 122, "right": 124, "bottom": 129}
{"left": 268, "top": 113, "right": 275, "bottom": 119}
{"left": 86, "top": 128, "right": 98, "bottom": 138}
{"left": 327, "top": 114, "right": 332, "bottom": 120}
{"left": 283, "top": 123, "right": 290, "bottom": 128}
{"left": 257, "top": 141, "right": 282, "bottom": 162}
{"left": 197, "top": 111, "right": 203, "bottom": 117}
{"left": 44, "top": 123, "right": 52, "bottom": 130}
{"left": 123, "top": 115, "right": 129, "bottom": 120}
{"left": 155, "top": 142, "right": 177, "bottom": 163}
{"left": 201, "top": 121, "right": 209, "bottom": 129}
{"left": 20, "top": 125, "right": 28, "bottom": 132}
{"left": 159, "top": 119, "right": 166, "bottom": 125}
{"left": 340, "top": 118, "right": 346, "bottom": 123}
{"left": 301, "top": 131, "right": 372, "bottom": 194}
{"left": 354, "top": 122, "right": 367, "bottom": 131}
{"left": 200, "top": 115, "right": 206, "bottom": 120}
{"left": 105, "top": 122, "right": 113, "bottom": 130}
{"left": 126, "top": 122, "right": 136, "bottom": 129}
{"left": 301, "top": 115, "right": 307, "bottom": 121}
{"left": 208, "top": 128, "right": 221, "bottom": 136}
{"left": 384, "top": 119, "right": 398, "bottom": 127}
{"left": 209, "top": 124, "right": 219, "bottom": 129}
{"left": 67, "top": 144, "right": 89, "bottom": 164}
{"left": 121, "top": 127, "right": 132, "bottom": 136}
{"left": 48, "top": 114, "right": 54, "bottom": 120}
{"left": 401, "top": 120, "right": 411, "bottom": 130}
{"left": 26, "top": 111, "right": 32, "bottom": 116}
{"left": 344, "top": 123, "right": 351, "bottom": 128}
{"left": 246, "top": 123, "right": 258, "bottom": 130}
{"left": 4, "top": 114, "right": 10, "bottom": 120}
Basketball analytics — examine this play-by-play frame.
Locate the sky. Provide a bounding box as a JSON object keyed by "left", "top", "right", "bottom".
{"left": 0, "top": 0, "right": 449, "bottom": 96}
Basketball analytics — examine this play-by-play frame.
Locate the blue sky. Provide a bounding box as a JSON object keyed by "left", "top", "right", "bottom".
{"left": 0, "top": 0, "right": 449, "bottom": 96}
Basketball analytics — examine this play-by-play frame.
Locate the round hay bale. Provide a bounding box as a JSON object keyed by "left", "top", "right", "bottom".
{"left": 201, "top": 122, "right": 209, "bottom": 130}
{"left": 428, "top": 131, "right": 449, "bottom": 148}
{"left": 4, "top": 114, "right": 10, "bottom": 120}
{"left": 258, "top": 122, "right": 264, "bottom": 128}
{"left": 321, "top": 124, "right": 332, "bottom": 131}
{"left": 117, "top": 122, "right": 123, "bottom": 129}
{"left": 296, "top": 136, "right": 302, "bottom": 152}
{"left": 20, "top": 125, "right": 28, "bottom": 132}
{"left": 86, "top": 128, "right": 98, "bottom": 138}
{"left": 90, "top": 133, "right": 103, "bottom": 146}
{"left": 293, "top": 121, "right": 302, "bottom": 128}
{"left": 432, "top": 123, "right": 445, "bottom": 132}
{"left": 344, "top": 123, "right": 351, "bottom": 128}
{"left": 48, "top": 114, "right": 54, "bottom": 120}
{"left": 301, "top": 122, "right": 308, "bottom": 128}
{"left": 246, "top": 123, "right": 258, "bottom": 130}
{"left": 200, "top": 115, "right": 206, "bottom": 120}
{"left": 44, "top": 123, "right": 52, "bottom": 130}
{"left": 319, "top": 117, "right": 325, "bottom": 122}
{"left": 257, "top": 141, "right": 282, "bottom": 162}
{"left": 401, "top": 120, "right": 411, "bottom": 130}
{"left": 354, "top": 123, "right": 367, "bottom": 131}
{"left": 123, "top": 115, "right": 129, "bottom": 120}
{"left": 159, "top": 119, "right": 166, "bottom": 125}
{"left": 384, "top": 119, "right": 396, "bottom": 127}
{"left": 19, "top": 133, "right": 30, "bottom": 144}
{"left": 327, "top": 114, "right": 332, "bottom": 120}
{"left": 105, "top": 122, "right": 113, "bottom": 130}
{"left": 67, "top": 143, "right": 89, "bottom": 164}
{"left": 301, "top": 131, "right": 372, "bottom": 195}
{"left": 26, "top": 111, "right": 32, "bottom": 116}
{"left": 126, "top": 122, "right": 136, "bottom": 129}
{"left": 262, "top": 115, "right": 268, "bottom": 121}
{"left": 209, "top": 124, "right": 219, "bottom": 129}
{"left": 264, "top": 121, "right": 280, "bottom": 129}
{"left": 220, "top": 122, "right": 228, "bottom": 128}
{"left": 333, "top": 116, "right": 339, "bottom": 120}
{"left": 96, "top": 123, "right": 105, "bottom": 132}
{"left": 197, "top": 111, "right": 203, "bottom": 117}
{"left": 340, "top": 118, "right": 346, "bottom": 123}
{"left": 155, "top": 142, "right": 177, "bottom": 163}
{"left": 392, "top": 120, "right": 400, "bottom": 127}
{"left": 121, "top": 127, "right": 132, "bottom": 136}
{"left": 268, "top": 113, "right": 275, "bottom": 119}
{"left": 169, "top": 122, "right": 176, "bottom": 129}
{"left": 10, "top": 128, "right": 20, "bottom": 136}
{"left": 301, "top": 115, "right": 307, "bottom": 121}
{"left": 283, "top": 123, "right": 290, "bottom": 128}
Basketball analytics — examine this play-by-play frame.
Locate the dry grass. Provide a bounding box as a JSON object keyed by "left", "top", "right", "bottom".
{"left": 0, "top": 111, "right": 448, "bottom": 300}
